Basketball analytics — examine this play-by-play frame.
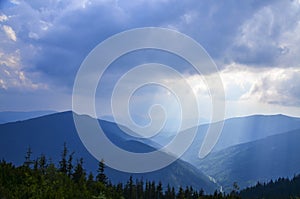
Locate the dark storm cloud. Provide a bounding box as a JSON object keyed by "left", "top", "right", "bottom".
{"left": 3, "top": 0, "right": 278, "bottom": 88}
{"left": 2, "top": 0, "right": 300, "bottom": 111}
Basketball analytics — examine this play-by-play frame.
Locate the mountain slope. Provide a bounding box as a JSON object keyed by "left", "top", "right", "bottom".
{"left": 181, "top": 114, "right": 300, "bottom": 164}
{"left": 195, "top": 129, "right": 300, "bottom": 192}
{"left": 0, "top": 110, "right": 56, "bottom": 124}
{"left": 0, "top": 111, "right": 218, "bottom": 193}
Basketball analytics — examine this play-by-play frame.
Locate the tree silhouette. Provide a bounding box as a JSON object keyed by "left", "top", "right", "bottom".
{"left": 24, "top": 146, "right": 34, "bottom": 167}
{"left": 96, "top": 159, "right": 107, "bottom": 185}
{"left": 59, "top": 142, "right": 68, "bottom": 174}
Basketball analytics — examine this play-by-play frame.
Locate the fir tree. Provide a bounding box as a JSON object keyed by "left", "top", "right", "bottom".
{"left": 24, "top": 146, "right": 34, "bottom": 167}
{"left": 59, "top": 142, "right": 68, "bottom": 174}
{"left": 96, "top": 159, "right": 107, "bottom": 184}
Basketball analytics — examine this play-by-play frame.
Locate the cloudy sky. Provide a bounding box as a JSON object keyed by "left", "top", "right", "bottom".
{"left": 1, "top": 0, "right": 300, "bottom": 128}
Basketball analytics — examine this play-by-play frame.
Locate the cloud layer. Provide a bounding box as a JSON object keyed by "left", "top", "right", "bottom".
{"left": 0, "top": 0, "right": 300, "bottom": 120}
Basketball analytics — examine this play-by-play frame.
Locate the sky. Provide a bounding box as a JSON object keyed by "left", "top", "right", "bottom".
{"left": 1, "top": 0, "right": 300, "bottom": 129}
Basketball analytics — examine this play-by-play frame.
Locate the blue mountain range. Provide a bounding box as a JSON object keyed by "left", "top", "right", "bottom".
{"left": 0, "top": 111, "right": 218, "bottom": 193}
{"left": 1, "top": 111, "right": 300, "bottom": 193}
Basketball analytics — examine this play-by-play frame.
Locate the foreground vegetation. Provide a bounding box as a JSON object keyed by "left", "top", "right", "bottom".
{"left": 0, "top": 144, "right": 299, "bottom": 198}
{"left": 240, "top": 175, "right": 300, "bottom": 199}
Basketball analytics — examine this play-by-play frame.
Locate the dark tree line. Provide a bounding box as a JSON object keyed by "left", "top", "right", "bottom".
{"left": 239, "top": 175, "right": 300, "bottom": 199}
{"left": 0, "top": 144, "right": 299, "bottom": 198}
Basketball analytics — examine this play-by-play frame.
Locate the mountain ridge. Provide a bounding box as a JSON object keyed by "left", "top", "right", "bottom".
{"left": 196, "top": 128, "right": 300, "bottom": 192}
{"left": 181, "top": 113, "right": 300, "bottom": 164}
{"left": 0, "top": 111, "right": 218, "bottom": 193}
{"left": 0, "top": 110, "right": 56, "bottom": 124}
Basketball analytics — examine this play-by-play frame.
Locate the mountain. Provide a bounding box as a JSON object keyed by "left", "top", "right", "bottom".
{"left": 0, "top": 110, "right": 56, "bottom": 124}
{"left": 195, "top": 128, "right": 300, "bottom": 192}
{"left": 0, "top": 111, "right": 218, "bottom": 193}
{"left": 181, "top": 114, "right": 300, "bottom": 164}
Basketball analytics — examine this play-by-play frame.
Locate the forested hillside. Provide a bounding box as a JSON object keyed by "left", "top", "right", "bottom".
{"left": 240, "top": 175, "right": 300, "bottom": 199}
{"left": 0, "top": 146, "right": 238, "bottom": 199}
{"left": 1, "top": 145, "right": 300, "bottom": 198}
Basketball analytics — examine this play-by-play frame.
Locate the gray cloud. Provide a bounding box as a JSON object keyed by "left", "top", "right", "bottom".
{"left": 1, "top": 0, "right": 300, "bottom": 113}
{"left": 241, "top": 68, "right": 300, "bottom": 106}
{"left": 1, "top": 0, "right": 276, "bottom": 88}
{"left": 226, "top": 0, "right": 300, "bottom": 67}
